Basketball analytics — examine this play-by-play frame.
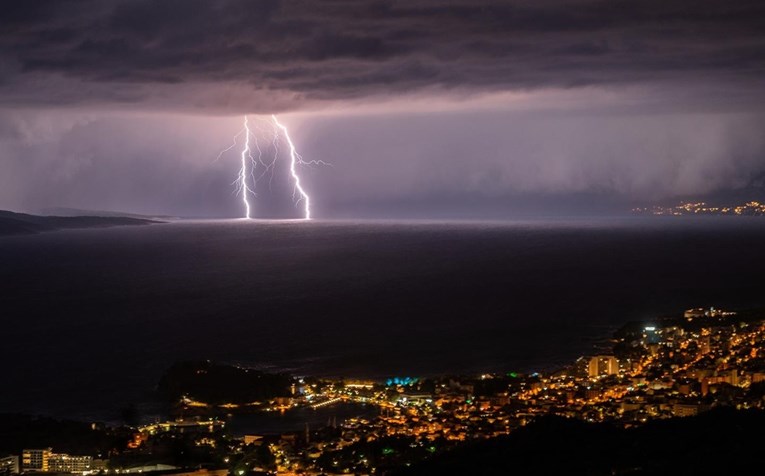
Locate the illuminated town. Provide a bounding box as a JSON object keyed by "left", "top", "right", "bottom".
{"left": 3, "top": 306, "right": 765, "bottom": 475}
{"left": 632, "top": 201, "right": 765, "bottom": 216}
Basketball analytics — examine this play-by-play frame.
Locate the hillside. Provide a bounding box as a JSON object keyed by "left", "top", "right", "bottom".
{"left": 393, "top": 408, "right": 765, "bottom": 476}
{"left": 0, "top": 210, "right": 160, "bottom": 236}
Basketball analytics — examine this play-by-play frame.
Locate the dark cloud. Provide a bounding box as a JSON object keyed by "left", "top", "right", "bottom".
{"left": 2, "top": 1, "right": 765, "bottom": 218}
{"left": 2, "top": 0, "right": 765, "bottom": 112}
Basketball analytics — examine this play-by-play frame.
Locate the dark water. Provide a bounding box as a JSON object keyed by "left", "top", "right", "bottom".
{"left": 227, "top": 402, "right": 381, "bottom": 436}
{"left": 1, "top": 217, "right": 764, "bottom": 423}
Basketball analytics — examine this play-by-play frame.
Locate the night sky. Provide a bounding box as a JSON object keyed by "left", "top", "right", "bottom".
{"left": 2, "top": 0, "right": 765, "bottom": 218}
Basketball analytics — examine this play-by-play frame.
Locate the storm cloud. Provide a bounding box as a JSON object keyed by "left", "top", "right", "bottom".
{"left": 2, "top": 0, "right": 765, "bottom": 112}
{"left": 2, "top": 0, "right": 765, "bottom": 217}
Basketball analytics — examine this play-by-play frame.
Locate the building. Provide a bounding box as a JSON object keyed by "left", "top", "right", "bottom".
{"left": 22, "top": 449, "right": 52, "bottom": 472}
{"left": 47, "top": 454, "right": 92, "bottom": 473}
{"left": 0, "top": 456, "right": 20, "bottom": 475}
{"left": 684, "top": 308, "right": 705, "bottom": 320}
{"left": 672, "top": 403, "right": 709, "bottom": 417}
{"left": 22, "top": 450, "right": 92, "bottom": 474}
{"left": 684, "top": 307, "right": 736, "bottom": 320}
{"left": 588, "top": 355, "right": 619, "bottom": 378}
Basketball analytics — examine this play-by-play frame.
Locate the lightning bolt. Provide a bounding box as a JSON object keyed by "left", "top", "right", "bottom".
{"left": 219, "top": 114, "right": 327, "bottom": 220}
{"left": 235, "top": 115, "right": 254, "bottom": 219}
{"left": 271, "top": 115, "right": 311, "bottom": 220}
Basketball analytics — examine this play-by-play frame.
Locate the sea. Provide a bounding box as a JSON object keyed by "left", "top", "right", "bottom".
{"left": 1, "top": 217, "right": 764, "bottom": 432}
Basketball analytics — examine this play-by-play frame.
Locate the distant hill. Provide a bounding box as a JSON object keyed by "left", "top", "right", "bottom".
{"left": 158, "top": 361, "right": 294, "bottom": 406}
{"left": 38, "top": 206, "right": 176, "bottom": 220}
{"left": 0, "top": 210, "right": 161, "bottom": 236}
{"left": 641, "top": 174, "right": 765, "bottom": 210}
